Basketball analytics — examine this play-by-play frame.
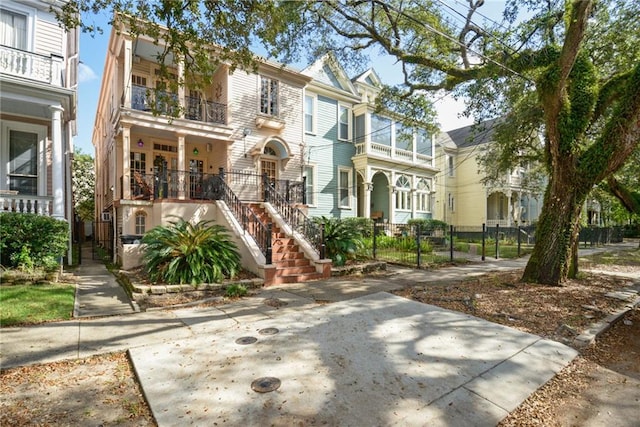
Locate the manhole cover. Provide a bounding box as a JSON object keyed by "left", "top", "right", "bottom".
{"left": 235, "top": 336, "right": 258, "bottom": 345}
{"left": 251, "top": 377, "right": 281, "bottom": 393}
{"left": 259, "top": 327, "right": 279, "bottom": 335}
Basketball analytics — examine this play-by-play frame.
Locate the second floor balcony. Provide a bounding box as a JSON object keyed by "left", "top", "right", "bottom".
{"left": 129, "top": 84, "right": 227, "bottom": 125}
{"left": 355, "top": 142, "right": 433, "bottom": 166}
{"left": 0, "top": 45, "right": 63, "bottom": 86}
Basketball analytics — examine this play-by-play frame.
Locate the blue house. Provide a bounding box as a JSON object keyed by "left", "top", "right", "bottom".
{"left": 302, "top": 56, "right": 438, "bottom": 224}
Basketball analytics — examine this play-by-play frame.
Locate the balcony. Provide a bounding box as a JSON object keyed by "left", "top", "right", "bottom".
{"left": 355, "top": 142, "right": 433, "bottom": 166}
{"left": 127, "top": 169, "right": 305, "bottom": 204}
{"left": 130, "top": 84, "right": 226, "bottom": 125}
{"left": 0, "top": 45, "right": 63, "bottom": 86}
{"left": 0, "top": 192, "right": 53, "bottom": 216}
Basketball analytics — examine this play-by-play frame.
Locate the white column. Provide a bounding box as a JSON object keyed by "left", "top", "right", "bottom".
{"left": 123, "top": 37, "right": 132, "bottom": 108}
{"left": 122, "top": 126, "right": 131, "bottom": 199}
{"left": 177, "top": 56, "right": 185, "bottom": 118}
{"left": 177, "top": 133, "right": 186, "bottom": 200}
{"left": 50, "top": 105, "right": 65, "bottom": 220}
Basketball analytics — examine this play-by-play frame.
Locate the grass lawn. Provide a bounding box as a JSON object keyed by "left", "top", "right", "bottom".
{"left": 0, "top": 283, "right": 75, "bottom": 327}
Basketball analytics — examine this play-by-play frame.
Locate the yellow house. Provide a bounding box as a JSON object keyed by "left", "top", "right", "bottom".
{"left": 434, "top": 121, "right": 543, "bottom": 228}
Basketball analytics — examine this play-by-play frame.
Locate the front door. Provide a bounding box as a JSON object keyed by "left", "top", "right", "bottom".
{"left": 260, "top": 159, "right": 277, "bottom": 199}
{"left": 189, "top": 159, "right": 204, "bottom": 199}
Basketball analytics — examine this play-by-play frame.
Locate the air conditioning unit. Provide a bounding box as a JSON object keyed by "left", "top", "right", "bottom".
{"left": 101, "top": 212, "right": 111, "bottom": 221}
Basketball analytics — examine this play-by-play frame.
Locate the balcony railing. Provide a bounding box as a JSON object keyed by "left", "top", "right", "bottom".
{"left": 0, "top": 193, "right": 53, "bottom": 216}
{"left": 0, "top": 45, "right": 63, "bottom": 86}
{"left": 130, "top": 85, "right": 226, "bottom": 125}
{"left": 355, "top": 142, "right": 434, "bottom": 166}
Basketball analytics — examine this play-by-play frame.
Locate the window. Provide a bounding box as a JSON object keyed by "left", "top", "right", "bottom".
{"left": 395, "top": 123, "right": 413, "bottom": 151}
{"left": 416, "top": 178, "right": 431, "bottom": 212}
{"left": 304, "top": 165, "right": 315, "bottom": 206}
{"left": 338, "top": 167, "right": 352, "bottom": 208}
{"left": 371, "top": 114, "right": 391, "bottom": 146}
{"left": 448, "top": 155, "right": 455, "bottom": 177}
{"left": 395, "top": 175, "right": 411, "bottom": 211}
{"left": 448, "top": 193, "right": 455, "bottom": 212}
{"left": 260, "top": 76, "right": 279, "bottom": 116}
{"left": 8, "top": 130, "right": 38, "bottom": 195}
{"left": 338, "top": 104, "right": 350, "bottom": 141}
{"left": 135, "top": 212, "right": 146, "bottom": 235}
{"left": 0, "top": 8, "right": 27, "bottom": 50}
{"left": 304, "top": 95, "right": 315, "bottom": 134}
{"left": 130, "top": 152, "right": 148, "bottom": 198}
{"left": 417, "top": 129, "right": 432, "bottom": 157}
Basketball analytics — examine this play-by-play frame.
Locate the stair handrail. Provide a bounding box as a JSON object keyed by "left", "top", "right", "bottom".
{"left": 206, "top": 174, "right": 272, "bottom": 264}
{"left": 263, "top": 175, "right": 324, "bottom": 258}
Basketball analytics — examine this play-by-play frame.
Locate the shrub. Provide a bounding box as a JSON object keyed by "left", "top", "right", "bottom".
{"left": 225, "top": 284, "right": 248, "bottom": 298}
{"left": 407, "top": 218, "right": 448, "bottom": 234}
{"left": 343, "top": 217, "right": 374, "bottom": 237}
{"left": 0, "top": 213, "right": 68, "bottom": 271}
{"left": 313, "top": 216, "right": 365, "bottom": 266}
{"left": 141, "top": 219, "right": 241, "bottom": 285}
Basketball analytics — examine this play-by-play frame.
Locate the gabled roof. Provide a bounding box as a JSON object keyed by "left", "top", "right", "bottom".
{"left": 352, "top": 68, "right": 382, "bottom": 87}
{"left": 442, "top": 119, "right": 499, "bottom": 149}
{"left": 302, "top": 52, "right": 358, "bottom": 96}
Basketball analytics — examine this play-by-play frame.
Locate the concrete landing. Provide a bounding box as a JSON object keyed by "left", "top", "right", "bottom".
{"left": 129, "top": 292, "right": 577, "bottom": 426}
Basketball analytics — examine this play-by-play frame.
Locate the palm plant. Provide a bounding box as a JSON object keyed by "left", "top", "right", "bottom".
{"left": 313, "top": 216, "right": 365, "bottom": 266}
{"left": 141, "top": 219, "right": 241, "bottom": 285}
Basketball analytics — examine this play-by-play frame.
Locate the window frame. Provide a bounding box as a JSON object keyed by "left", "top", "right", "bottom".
{"left": 260, "top": 75, "right": 280, "bottom": 117}
{"left": 448, "top": 155, "right": 455, "bottom": 177}
{"left": 304, "top": 94, "right": 316, "bottom": 134}
{"left": 337, "top": 166, "right": 352, "bottom": 209}
{"left": 337, "top": 103, "right": 351, "bottom": 141}
{"left": 0, "top": 5, "right": 33, "bottom": 51}
{"left": 415, "top": 178, "right": 431, "bottom": 212}
{"left": 135, "top": 211, "right": 146, "bottom": 235}
{"left": 394, "top": 174, "right": 412, "bottom": 211}
{"left": 1, "top": 120, "right": 46, "bottom": 195}
{"left": 303, "top": 164, "right": 316, "bottom": 206}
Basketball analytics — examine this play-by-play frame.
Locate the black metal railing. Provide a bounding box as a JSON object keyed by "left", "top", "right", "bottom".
{"left": 263, "top": 175, "right": 323, "bottom": 257}
{"left": 209, "top": 174, "right": 272, "bottom": 263}
{"left": 226, "top": 170, "right": 305, "bottom": 203}
{"left": 130, "top": 85, "right": 226, "bottom": 125}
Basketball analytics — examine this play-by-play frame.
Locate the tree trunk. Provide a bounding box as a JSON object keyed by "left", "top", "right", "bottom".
{"left": 522, "top": 176, "right": 586, "bottom": 285}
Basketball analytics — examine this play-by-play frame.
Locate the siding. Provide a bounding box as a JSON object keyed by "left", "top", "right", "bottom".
{"left": 35, "top": 18, "right": 63, "bottom": 56}
{"left": 306, "top": 94, "right": 356, "bottom": 219}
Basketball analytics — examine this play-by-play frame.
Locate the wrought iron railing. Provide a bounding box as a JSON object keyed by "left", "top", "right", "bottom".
{"left": 264, "top": 177, "right": 323, "bottom": 257}
{"left": 208, "top": 174, "right": 272, "bottom": 263}
{"left": 130, "top": 85, "right": 226, "bottom": 124}
{"left": 185, "top": 95, "right": 226, "bottom": 124}
{"left": 225, "top": 170, "right": 305, "bottom": 203}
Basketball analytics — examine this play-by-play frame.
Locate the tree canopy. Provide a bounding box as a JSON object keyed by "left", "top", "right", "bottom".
{"left": 72, "top": 149, "right": 95, "bottom": 222}
{"left": 57, "top": 0, "right": 640, "bottom": 284}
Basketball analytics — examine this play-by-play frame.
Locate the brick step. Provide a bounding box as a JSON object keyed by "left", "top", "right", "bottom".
{"left": 275, "top": 265, "right": 317, "bottom": 275}
{"left": 273, "top": 272, "right": 324, "bottom": 284}
{"left": 274, "top": 258, "right": 312, "bottom": 267}
{"left": 271, "top": 251, "right": 306, "bottom": 261}
{"left": 272, "top": 238, "right": 296, "bottom": 246}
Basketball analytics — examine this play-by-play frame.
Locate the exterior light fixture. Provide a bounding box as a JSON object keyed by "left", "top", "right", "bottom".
{"left": 137, "top": 138, "right": 144, "bottom": 147}
{"left": 193, "top": 147, "right": 199, "bottom": 155}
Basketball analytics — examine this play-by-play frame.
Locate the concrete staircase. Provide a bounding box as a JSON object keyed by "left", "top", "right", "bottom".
{"left": 248, "top": 203, "right": 325, "bottom": 285}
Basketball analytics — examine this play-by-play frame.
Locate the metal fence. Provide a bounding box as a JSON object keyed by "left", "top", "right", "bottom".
{"left": 367, "top": 223, "right": 624, "bottom": 269}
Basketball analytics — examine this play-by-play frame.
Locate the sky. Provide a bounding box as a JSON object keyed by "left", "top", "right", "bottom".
{"left": 74, "top": 1, "right": 512, "bottom": 155}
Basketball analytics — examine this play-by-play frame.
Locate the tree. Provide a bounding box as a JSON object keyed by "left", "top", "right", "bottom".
{"left": 272, "top": 0, "right": 640, "bottom": 285}
{"left": 56, "top": 0, "right": 640, "bottom": 285}
{"left": 72, "top": 149, "right": 95, "bottom": 222}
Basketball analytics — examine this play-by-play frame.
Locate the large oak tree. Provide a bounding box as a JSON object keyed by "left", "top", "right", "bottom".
{"left": 59, "top": 0, "right": 640, "bottom": 285}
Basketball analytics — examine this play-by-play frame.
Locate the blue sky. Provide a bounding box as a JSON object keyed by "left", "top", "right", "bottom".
{"left": 75, "top": 2, "right": 513, "bottom": 155}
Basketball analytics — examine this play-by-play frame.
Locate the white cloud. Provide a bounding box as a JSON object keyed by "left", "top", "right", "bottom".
{"left": 78, "top": 62, "right": 98, "bottom": 83}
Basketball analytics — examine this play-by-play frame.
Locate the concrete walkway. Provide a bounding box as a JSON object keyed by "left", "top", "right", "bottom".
{"left": 1, "top": 241, "right": 637, "bottom": 426}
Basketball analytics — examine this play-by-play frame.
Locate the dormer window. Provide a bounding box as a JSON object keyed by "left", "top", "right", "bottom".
{"left": 260, "top": 76, "right": 279, "bottom": 116}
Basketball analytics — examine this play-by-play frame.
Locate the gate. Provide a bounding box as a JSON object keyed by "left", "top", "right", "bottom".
{"left": 91, "top": 220, "right": 114, "bottom": 261}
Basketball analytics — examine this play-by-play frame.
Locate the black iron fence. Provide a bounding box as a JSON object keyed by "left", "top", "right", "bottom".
{"left": 368, "top": 223, "right": 624, "bottom": 269}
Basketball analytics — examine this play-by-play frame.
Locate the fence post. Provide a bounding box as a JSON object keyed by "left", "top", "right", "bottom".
{"left": 218, "top": 167, "right": 225, "bottom": 181}
{"left": 265, "top": 223, "right": 272, "bottom": 265}
{"left": 517, "top": 225, "right": 521, "bottom": 257}
{"left": 482, "top": 223, "right": 486, "bottom": 261}
{"left": 302, "top": 176, "right": 307, "bottom": 205}
{"left": 416, "top": 224, "right": 421, "bottom": 268}
{"left": 320, "top": 222, "right": 326, "bottom": 259}
{"left": 495, "top": 224, "right": 500, "bottom": 259}
{"left": 449, "top": 225, "right": 454, "bottom": 261}
{"left": 372, "top": 222, "right": 378, "bottom": 260}
{"left": 262, "top": 173, "right": 269, "bottom": 202}
{"left": 285, "top": 180, "right": 290, "bottom": 203}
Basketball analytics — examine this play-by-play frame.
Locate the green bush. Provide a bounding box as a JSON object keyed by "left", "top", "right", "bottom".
{"left": 313, "top": 216, "right": 365, "bottom": 266}
{"left": 225, "top": 284, "right": 248, "bottom": 298}
{"left": 0, "top": 213, "right": 68, "bottom": 271}
{"left": 407, "top": 218, "right": 448, "bottom": 234}
{"left": 343, "top": 217, "right": 374, "bottom": 237}
{"left": 141, "top": 219, "right": 241, "bottom": 285}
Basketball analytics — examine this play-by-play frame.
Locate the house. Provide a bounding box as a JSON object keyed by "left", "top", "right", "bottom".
{"left": 0, "top": 0, "right": 78, "bottom": 262}
{"left": 93, "top": 17, "right": 332, "bottom": 284}
{"left": 434, "top": 121, "right": 544, "bottom": 228}
{"left": 302, "top": 56, "right": 438, "bottom": 225}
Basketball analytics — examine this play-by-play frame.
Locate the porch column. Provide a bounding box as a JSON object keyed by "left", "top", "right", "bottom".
{"left": 364, "top": 181, "right": 372, "bottom": 219}
{"left": 50, "top": 105, "right": 65, "bottom": 220}
{"left": 122, "top": 125, "right": 131, "bottom": 199}
{"left": 506, "top": 190, "right": 513, "bottom": 227}
{"left": 177, "top": 132, "right": 186, "bottom": 200}
{"left": 123, "top": 37, "right": 132, "bottom": 108}
{"left": 177, "top": 56, "right": 185, "bottom": 119}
